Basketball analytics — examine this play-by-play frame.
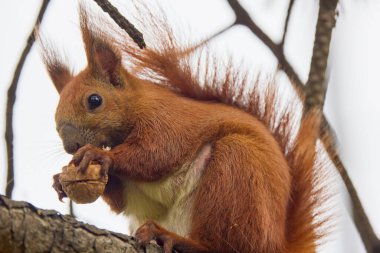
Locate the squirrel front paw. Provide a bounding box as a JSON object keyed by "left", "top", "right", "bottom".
{"left": 52, "top": 173, "right": 67, "bottom": 201}
{"left": 71, "top": 144, "right": 114, "bottom": 176}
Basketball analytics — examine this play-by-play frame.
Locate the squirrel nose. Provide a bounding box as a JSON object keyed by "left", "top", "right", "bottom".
{"left": 58, "top": 124, "right": 84, "bottom": 154}
{"left": 63, "top": 142, "right": 81, "bottom": 154}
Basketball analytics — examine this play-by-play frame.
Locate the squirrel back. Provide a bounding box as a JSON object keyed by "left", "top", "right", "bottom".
{"left": 41, "top": 2, "right": 330, "bottom": 253}
{"left": 115, "top": 6, "right": 330, "bottom": 252}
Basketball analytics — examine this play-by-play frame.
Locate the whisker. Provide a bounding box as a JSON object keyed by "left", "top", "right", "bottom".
{"left": 230, "top": 222, "right": 255, "bottom": 252}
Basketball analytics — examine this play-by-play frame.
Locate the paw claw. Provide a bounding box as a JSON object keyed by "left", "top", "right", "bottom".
{"left": 52, "top": 173, "right": 67, "bottom": 201}
{"left": 71, "top": 144, "right": 113, "bottom": 175}
{"left": 135, "top": 221, "right": 175, "bottom": 252}
{"left": 135, "top": 225, "right": 155, "bottom": 245}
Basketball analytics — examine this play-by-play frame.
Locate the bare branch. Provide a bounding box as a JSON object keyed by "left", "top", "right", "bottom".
{"left": 279, "top": 0, "right": 295, "bottom": 48}
{"left": 69, "top": 200, "right": 75, "bottom": 217}
{"left": 321, "top": 117, "right": 380, "bottom": 253}
{"left": 0, "top": 195, "right": 161, "bottom": 253}
{"left": 304, "top": 0, "right": 338, "bottom": 112}
{"left": 226, "top": 0, "right": 304, "bottom": 91}
{"left": 222, "top": 0, "right": 380, "bottom": 250}
{"left": 92, "top": 0, "right": 146, "bottom": 49}
{"left": 177, "top": 23, "right": 236, "bottom": 57}
{"left": 303, "top": 0, "right": 380, "bottom": 251}
{"left": 5, "top": 0, "right": 51, "bottom": 198}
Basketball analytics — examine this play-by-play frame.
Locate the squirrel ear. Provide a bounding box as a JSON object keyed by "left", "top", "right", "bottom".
{"left": 80, "top": 7, "right": 122, "bottom": 86}
{"left": 38, "top": 35, "right": 73, "bottom": 93}
{"left": 46, "top": 62, "right": 73, "bottom": 93}
{"left": 91, "top": 41, "right": 122, "bottom": 80}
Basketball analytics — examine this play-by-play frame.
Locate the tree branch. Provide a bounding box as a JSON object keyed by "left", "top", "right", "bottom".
{"left": 324, "top": 135, "right": 380, "bottom": 253}
{"left": 226, "top": 0, "right": 304, "bottom": 91}
{"left": 304, "top": 0, "right": 338, "bottom": 112}
{"left": 69, "top": 200, "right": 75, "bottom": 217}
{"left": 92, "top": 0, "right": 146, "bottom": 49}
{"left": 5, "top": 0, "right": 51, "bottom": 198}
{"left": 279, "top": 0, "right": 295, "bottom": 48}
{"left": 0, "top": 195, "right": 161, "bottom": 253}
{"left": 209, "top": 1, "right": 379, "bottom": 251}
{"left": 300, "top": 0, "right": 380, "bottom": 251}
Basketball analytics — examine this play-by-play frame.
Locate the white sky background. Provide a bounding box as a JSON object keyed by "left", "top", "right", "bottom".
{"left": 0, "top": 0, "right": 379, "bottom": 252}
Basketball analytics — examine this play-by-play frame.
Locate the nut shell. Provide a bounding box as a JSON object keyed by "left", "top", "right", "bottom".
{"left": 59, "top": 163, "right": 108, "bottom": 204}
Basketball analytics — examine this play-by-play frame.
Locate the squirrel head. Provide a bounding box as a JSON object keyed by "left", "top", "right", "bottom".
{"left": 41, "top": 12, "right": 138, "bottom": 154}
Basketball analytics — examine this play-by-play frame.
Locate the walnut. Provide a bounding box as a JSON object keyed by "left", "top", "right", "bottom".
{"left": 59, "top": 162, "right": 108, "bottom": 204}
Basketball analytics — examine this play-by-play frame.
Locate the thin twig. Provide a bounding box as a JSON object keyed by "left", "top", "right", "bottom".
{"left": 226, "top": 0, "right": 304, "bottom": 91}
{"left": 195, "top": 23, "right": 236, "bottom": 49}
{"left": 5, "top": 0, "right": 51, "bottom": 198}
{"left": 178, "top": 23, "right": 236, "bottom": 57}
{"left": 69, "top": 200, "right": 75, "bottom": 217}
{"left": 92, "top": 0, "right": 146, "bottom": 49}
{"left": 279, "top": 0, "right": 295, "bottom": 48}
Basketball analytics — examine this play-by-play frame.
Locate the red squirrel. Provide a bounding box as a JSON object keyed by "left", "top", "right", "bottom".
{"left": 41, "top": 3, "right": 329, "bottom": 253}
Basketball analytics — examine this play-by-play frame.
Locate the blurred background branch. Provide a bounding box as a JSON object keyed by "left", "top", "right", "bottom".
{"left": 5, "top": 0, "right": 51, "bottom": 198}
{"left": 279, "top": 0, "right": 295, "bottom": 49}
{"left": 227, "top": 0, "right": 304, "bottom": 89}
{"left": 305, "top": 0, "right": 380, "bottom": 251}
{"left": 194, "top": 0, "right": 379, "bottom": 251}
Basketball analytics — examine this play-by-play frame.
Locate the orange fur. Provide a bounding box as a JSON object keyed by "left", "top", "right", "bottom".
{"left": 41, "top": 2, "right": 329, "bottom": 253}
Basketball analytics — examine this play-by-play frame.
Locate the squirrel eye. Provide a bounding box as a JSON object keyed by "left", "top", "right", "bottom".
{"left": 88, "top": 94, "right": 102, "bottom": 110}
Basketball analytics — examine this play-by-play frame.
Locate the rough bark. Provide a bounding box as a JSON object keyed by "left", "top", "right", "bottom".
{"left": 305, "top": 0, "right": 380, "bottom": 251}
{"left": 304, "top": 0, "right": 338, "bottom": 112}
{"left": 0, "top": 195, "right": 162, "bottom": 253}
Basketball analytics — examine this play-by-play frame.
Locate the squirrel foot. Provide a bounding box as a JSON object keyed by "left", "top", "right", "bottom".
{"left": 135, "top": 221, "right": 175, "bottom": 253}
{"left": 135, "top": 220, "right": 210, "bottom": 253}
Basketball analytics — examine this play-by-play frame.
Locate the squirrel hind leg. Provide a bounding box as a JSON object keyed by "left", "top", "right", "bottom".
{"left": 135, "top": 220, "right": 210, "bottom": 253}
{"left": 190, "top": 133, "right": 290, "bottom": 253}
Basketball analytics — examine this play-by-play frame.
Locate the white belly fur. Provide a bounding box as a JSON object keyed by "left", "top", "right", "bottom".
{"left": 123, "top": 144, "right": 212, "bottom": 237}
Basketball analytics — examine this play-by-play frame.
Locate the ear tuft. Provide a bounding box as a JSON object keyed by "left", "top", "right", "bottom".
{"left": 79, "top": 3, "right": 122, "bottom": 86}
{"left": 37, "top": 33, "right": 73, "bottom": 93}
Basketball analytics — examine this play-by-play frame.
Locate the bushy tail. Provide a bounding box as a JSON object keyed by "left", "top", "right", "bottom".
{"left": 285, "top": 109, "right": 330, "bottom": 253}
